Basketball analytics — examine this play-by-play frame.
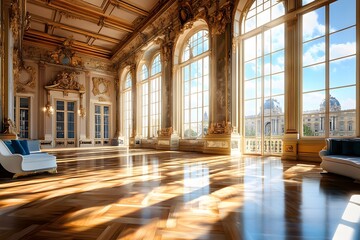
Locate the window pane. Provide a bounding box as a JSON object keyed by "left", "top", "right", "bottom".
{"left": 271, "top": 73, "right": 284, "bottom": 95}
{"left": 95, "top": 105, "right": 101, "bottom": 114}
{"left": 271, "top": 50, "right": 284, "bottom": 74}
{"left": 329, "top": 27, "right": 356, "bottom": 60}
{"left": 57, "top": 101, "right": 64, "bottom": 110}
{"left": 67, "top": 102, "right": 75, "bottom": 111}
{"left": 302, "top": 63, "right": 325, "bottom": 92}
{"left": 303, "top": 91, "right": 325, "bottom": 112}
{"left": 104, "top": 106, "right": 109, "bottom": 115}
{"left": 303, "top": 37, "right": 325, "bottom": 67}
{"left": 330, "top": 0, "right": 356, "bottom": 33}
{"left": 20, "top": 98, "right": 29, "bottom": 108}
{"left": 244, "top": 60, "right": 256, "bottom": 80}
{"left": 329, "top": 56, "right": 356, "bottom": 88}
{"left": 302, "top": 8, "right": 325, "bottom": 42}
{"left": 244, "top": 80, "right": 256, "bottom": 99}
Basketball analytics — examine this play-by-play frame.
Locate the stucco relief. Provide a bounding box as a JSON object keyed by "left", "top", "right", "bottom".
{"left": 92, "top": 77, "right": 111, "bottom": 97}
{"left": 10, "top": 0, "right": 20, "bottom": 43}
{"left": 209, "top": 1, "right": 232, "bottom": 35}
{"left": 16, "top": 65, "right": 36, "bottom": 93}
{"left": 46, "top": 71, "right": 84, "bottom": 93}
{"left": 47, "top": 37, "right": 83, "bottom": 67}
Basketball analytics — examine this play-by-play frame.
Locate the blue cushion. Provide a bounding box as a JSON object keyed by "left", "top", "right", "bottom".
{"left": 19, "top": 140, "right": 30, "bottom": 155}
{"left": 353, "top": 140, "right": 360, "bottom": 156}
{"left": 341, "top": 140, "right": 354, "bottom": 155}
{"left": 4, "top": 141, "right": 15, "bottom": 154}
{"left": 329, "top": 139, "right": 342, "bottom": 155}
{"left": 11, "top": 140, "right": 27, "bottom": 155}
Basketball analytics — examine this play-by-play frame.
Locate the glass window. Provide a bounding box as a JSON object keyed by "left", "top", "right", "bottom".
{"left": 95, "top": 105, "right": 110, "bottom": 140}
{"left": 243, "top": 0, "right": 284, "bottom": 34}
{"left": 123, "top": 72, "right": 132, "bottom": 139}
{"left": 14, "top": 96, "right": 30, "bottom": 139}
{"left": 139, "top": 54, "right": 162, "bottom": 138}
{"left": 181, "top": 30, "right": 210, "bottom": 138}
{"left": 242, "top": 0, "right": 285, "bottom": 155}
{"left": 56, "top": 100, "right": 76, "bottom": 140}
{"left": 301, "top": 0, "right": 356, "bottom": 137}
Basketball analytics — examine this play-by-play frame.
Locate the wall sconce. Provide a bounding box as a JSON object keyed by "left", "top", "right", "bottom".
{"left": 78, "top": 106, "right": 86, "bottom": 118}
{"left": 43, "top": 104, "right": 54, "bottom": 117}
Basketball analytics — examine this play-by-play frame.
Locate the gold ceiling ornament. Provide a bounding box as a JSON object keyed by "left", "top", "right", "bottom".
{"left": 92, "top": 77, "right": 111, "bottom": 96}
{"left": 47, "top": 37, "right": 83, "bottom": 67}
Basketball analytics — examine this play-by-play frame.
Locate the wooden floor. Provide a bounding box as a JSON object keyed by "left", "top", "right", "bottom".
{"left": 0, "top": 148, "right": 359, "bottom": 240}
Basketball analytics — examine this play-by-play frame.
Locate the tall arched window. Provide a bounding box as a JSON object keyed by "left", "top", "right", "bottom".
{"left": 139, "top": 53, "right": 162, "bottom": 138}
{"left": 123, "top": 72, "right": 132, "bottom": 139}
{"left": 242, "top": 0, "right": 285, "bottom": 155}
{"left": 149, "top": 54, "right": 161, "bottom": 137}
{"left": 139, "top": 64, "right": 149, "bottom": 138}
{"left": 301, "top": 0, "right": 356, "bottom": 137}
{"left": 181, "top": 29, "right": 209, "bottom": 138}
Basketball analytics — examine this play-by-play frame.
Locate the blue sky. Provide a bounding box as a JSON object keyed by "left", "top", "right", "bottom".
{"left": 302, "top": 0, "right": 356, "bottom": 111}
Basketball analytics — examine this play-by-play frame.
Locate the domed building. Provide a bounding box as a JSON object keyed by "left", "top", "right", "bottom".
{"left": 319, "top": 95, "right": 342, "bottom": 112}
{"left": 303, "top": 96, "right": 355, "bottom": 137}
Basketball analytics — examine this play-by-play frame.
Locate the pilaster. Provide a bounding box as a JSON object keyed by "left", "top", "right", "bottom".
{"left": 281, "top": 18, "right": 300, "bottom": 160}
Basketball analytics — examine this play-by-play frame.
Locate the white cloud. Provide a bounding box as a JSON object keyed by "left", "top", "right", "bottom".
{"left": 302, "top": 92, "right": 324, "bottom": 112}
{"left": 330, "top": 42, "right": 356, "bottom": 60}
{"left": 303, "top": 42, "right": 325, "bottom": 66}
{"left": 303, "top": 11, "right": 325, "bottom": 40}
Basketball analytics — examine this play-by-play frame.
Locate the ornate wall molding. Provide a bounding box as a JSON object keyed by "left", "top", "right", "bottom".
{"left": 45, "top": 71, "right": 85, "bottom": 95}
{"left": 15, "top": 65, "right": 36, "bottom": 93}
{"left": 10, "top": 0, "right": 20, "bottom": 44}
{"left": 209, "top": 1, "right": 233, "bottom": 35}
{"left": 208, "top": 121, "right": 234, "bottom": 135}
{"left": 92, "top": 77, "right": 111, "bottom": 96}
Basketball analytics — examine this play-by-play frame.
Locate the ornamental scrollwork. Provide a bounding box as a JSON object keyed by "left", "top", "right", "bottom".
{"left": 92, "top": 77, "right": 111, "bottom": 96}
{"left": 47, "top": 37, "right": 83, "bottom": 67}
{"left": 46, "top": 71, "right": 84, "bottom": 92}
{"left": 207, "top": 121, "right": 233, "bottom": 135}
{"left": 15, "top": 65, "right": 36, "bottom": 93}
{"left": 10, "top": 0, "right": 20, "bottom": 43}
{"left": 210, "top": 1, "right": 232, "bottom": 35}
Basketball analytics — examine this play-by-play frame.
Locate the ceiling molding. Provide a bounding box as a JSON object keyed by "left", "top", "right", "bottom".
{"left": 31, "top": 15, "right": 121, "bottom": 44}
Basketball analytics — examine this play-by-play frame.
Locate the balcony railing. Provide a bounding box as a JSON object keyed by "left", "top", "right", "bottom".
{"left": 245, "top": 137, "right": 283, "bottom": 155}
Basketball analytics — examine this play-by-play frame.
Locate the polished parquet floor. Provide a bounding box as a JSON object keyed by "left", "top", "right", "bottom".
{"left": 0, "top": 147, "right": 359, "bottom": 240}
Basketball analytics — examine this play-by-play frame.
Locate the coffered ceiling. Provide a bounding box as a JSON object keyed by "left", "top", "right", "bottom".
{"left": 24, "top": 0, "right": 172, "bottom": 60}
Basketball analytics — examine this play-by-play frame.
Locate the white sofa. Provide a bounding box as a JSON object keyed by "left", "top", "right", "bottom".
{"left": 0, "top": 139, "right": 57, "bottom": 178}
{"left": 319, "top": 138, "right": 360, "bottom": 181}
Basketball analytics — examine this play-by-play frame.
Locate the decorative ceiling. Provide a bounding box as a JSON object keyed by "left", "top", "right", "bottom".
{"left": 24, "top": 0, "right": 173, "bottom": 60}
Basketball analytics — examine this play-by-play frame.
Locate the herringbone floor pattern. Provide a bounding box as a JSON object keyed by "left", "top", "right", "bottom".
{"left": 0, "top": 147, "right": 359, "bottom": 239}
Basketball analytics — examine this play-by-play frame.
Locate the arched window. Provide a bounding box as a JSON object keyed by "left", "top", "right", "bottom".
{"left": 123, "top": 71, "right": 132, "bottom": 139}
{"left": 242, "top": 0, "right": 285, "bottom": 155}
{"left": 149, "top": 54, "right": 161, "bottom": 137}
{"left": 301, "top": 0, "right": 356, "bottom": 137}
{"left": 181, "top": 29, "right": 209, "bottom": 138}
{"left": 139, "top": 53, "right": 161, "bottom": 138}
{"left": 139, "top": 64, "right": 149, "bottom": 138}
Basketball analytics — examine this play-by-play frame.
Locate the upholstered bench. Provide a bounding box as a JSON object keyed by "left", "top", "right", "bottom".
{"left": 0, "top": 139, "right": 57, "bottom": 178}
{"left": 319, "top": 138, "right": 360, "bottom": 181}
